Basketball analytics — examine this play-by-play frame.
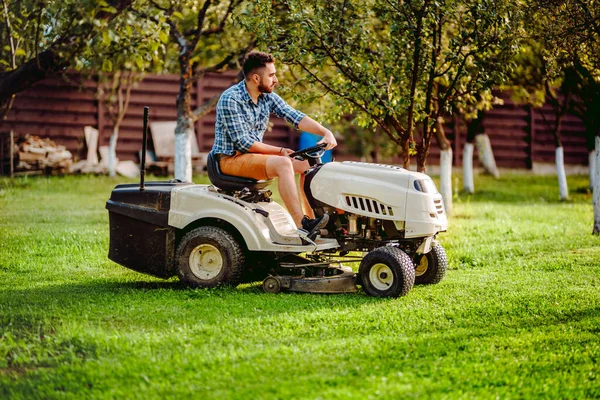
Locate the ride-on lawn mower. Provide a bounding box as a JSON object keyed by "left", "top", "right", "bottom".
{"left": 106, "top": 108, "right": 448, "bottom": 297}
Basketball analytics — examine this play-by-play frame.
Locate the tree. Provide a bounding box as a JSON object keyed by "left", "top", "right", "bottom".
{"left": 529, "top": 0, "right": 600, "bottom": 233}
{"left": 148, "top": 0, "right": 253, "bottom": 182}
{"left": 0, "top": 0, "right": 134, "bottom": 122}
{"left": 248, "top": 0, "right": 520, "bottom": 214}
{"left": 459, "top": 96, "right": 501, "bottom": 194}
{"left": 85, "top": 4, "right": 168, "bottom": 176}
{"left": 508, "top": 40, "right": 574, "bottom": 200}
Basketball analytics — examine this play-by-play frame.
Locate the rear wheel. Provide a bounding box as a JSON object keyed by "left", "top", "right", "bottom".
{"left": 359, "top": 247, "right": 415, "bottom": 297}
{"left": 414, "top": 244, "right": 447, "bottom": 285}
{"left": 176, "top": 226, "right": 245, "bottom": 288}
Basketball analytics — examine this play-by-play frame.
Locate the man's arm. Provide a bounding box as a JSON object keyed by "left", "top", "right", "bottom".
{"left": 248, "top": 141, "right": 289, "bottom": 155}
{"left": 270, "top": 93, "right": 337, "bottom": 151}
{"left": 298, "top": 117, "right": 337, "bottom": 150}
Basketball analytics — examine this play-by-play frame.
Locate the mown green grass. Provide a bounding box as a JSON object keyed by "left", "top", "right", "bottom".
{"left": 0, "top": 172, "right": 598, "bottom": 399}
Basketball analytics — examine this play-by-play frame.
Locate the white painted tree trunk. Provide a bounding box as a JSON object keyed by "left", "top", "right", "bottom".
{"left": 463, "top": 142, "right": 474, "bottom": 194}
{"left": 593, "top": 137, "right": 600, "bottom": 234}
{"left": 108, "top": 126, "right": 119, "bottom": 177}
{"left": 475, "top": 134, "right": 499, "bottom": 178}
{"left": 174, "top": 126, "right": 193, "bottom": 182}
{"left": 556, "top": 147, "right": 569, "bottom": 200}
{"left": 440, "top": 148, "right": 453, "bottom": 216}
{"left": 589, "top": 150, "right": 596, "bottom": 190}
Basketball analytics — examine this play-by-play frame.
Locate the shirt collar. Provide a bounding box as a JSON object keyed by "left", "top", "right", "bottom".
{"left": 239, "top": 80, "right": 264, "bottom": 104}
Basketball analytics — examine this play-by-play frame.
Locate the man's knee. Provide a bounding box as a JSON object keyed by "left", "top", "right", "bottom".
{"left": 267, "top": 156, "right": 294, "bottom": 177}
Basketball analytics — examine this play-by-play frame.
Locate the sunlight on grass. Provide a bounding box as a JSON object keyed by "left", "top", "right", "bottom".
{"left": 0, "top": 173, "right": 598, "bottom": 399}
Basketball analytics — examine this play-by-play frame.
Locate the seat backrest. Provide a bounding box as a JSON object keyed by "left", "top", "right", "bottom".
{"left": 207, "top": 152, "right": 272, "bottom": 192}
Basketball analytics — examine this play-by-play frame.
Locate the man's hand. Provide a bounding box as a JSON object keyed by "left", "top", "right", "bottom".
{"left": 279, "top": 147, "right": 294, "bottom": 156}
{"left": 317, "top": 129, "right": 337, "bottom": 150}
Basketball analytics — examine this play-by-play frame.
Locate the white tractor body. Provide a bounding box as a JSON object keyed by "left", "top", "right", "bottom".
{"left": 309, "top": 161, "right": 448, "bottom": 238}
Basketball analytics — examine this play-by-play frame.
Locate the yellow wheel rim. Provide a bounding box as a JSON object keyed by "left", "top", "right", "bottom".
{"left": 189, "top": 244, "right": 223, "bottom": 280}
{"left": 369, "top": 263, "right": 394, "bottom": 290}
{"left": 415, "top": 255, "right": 428, "bottom": 276}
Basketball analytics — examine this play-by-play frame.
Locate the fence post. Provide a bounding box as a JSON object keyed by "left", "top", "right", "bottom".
{"left": 528, "top": 105, "right": 535, "bottom": 169}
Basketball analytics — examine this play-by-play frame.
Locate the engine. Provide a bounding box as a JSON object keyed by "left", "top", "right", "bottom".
{"left": 304, "top": 161, "right": 448, "bottom": 252}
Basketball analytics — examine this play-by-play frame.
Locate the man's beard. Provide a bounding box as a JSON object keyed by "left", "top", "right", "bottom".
{"left": 258, "top": 81, "right": 275, "bottom": 93}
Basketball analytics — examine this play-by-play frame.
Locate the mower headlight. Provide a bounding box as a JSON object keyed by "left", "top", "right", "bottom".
{"left": 413, "top": 179, "right": 437, "bottom": 193}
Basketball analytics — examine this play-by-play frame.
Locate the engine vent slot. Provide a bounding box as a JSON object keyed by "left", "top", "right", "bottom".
{"left": 343, "top": 195, "right": 394, "bottom": 217}
{"left": 434, "top": 198, "right": 444, "bottom": 214}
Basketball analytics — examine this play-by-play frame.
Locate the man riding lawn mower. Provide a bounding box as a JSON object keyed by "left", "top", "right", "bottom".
{"left": 106, "top": 52, "right": 448, "bottom": 298}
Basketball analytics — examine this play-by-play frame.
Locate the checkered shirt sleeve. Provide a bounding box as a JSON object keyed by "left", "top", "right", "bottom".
{"left": 269, "top": 93, "right": 305, "bottom": 129}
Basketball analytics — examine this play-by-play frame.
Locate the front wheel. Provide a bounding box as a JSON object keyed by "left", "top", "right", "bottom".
{"left": 413, "top": 244, "right": 447, "bottom": 285}
{"left": 359, "top": 247, "right": 415, "bottom": 297}
{"left": 176, "top": 226, "right": 245, "bottom": 288}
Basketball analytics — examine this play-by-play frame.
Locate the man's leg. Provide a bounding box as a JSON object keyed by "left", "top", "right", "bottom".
{"left": 292, "top": 159, "right": 314, "bottom": 219}
{"left": 266, "top": 156, "right": 304, "bottom": 227}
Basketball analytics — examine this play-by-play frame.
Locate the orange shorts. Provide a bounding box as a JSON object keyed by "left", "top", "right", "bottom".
{"left": 219, "top": 152, "right": 271, "bottom": 180}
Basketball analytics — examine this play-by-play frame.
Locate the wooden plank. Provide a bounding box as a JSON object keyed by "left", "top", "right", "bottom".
{"left": 6, "top": 110, "right": 97, "bottom": 126}
{"left": 149, "top": 121, "right": 200, "bottom": 158}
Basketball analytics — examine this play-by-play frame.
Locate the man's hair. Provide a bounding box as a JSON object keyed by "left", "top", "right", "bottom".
{"left": 243, "top": 51, "right": 275, "bottom": 78}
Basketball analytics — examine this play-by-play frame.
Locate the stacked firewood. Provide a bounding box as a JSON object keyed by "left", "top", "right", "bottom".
{"left": 16, "top": 135, "right": 73, "bottom": 174}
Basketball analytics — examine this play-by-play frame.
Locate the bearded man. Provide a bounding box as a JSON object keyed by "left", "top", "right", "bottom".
{"left": 211, "top": 51, "right": 337, "bottom": 237}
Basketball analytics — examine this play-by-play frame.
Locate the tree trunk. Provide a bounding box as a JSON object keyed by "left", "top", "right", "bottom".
{"left": 475, "top": 134, "right": 499, "bottom": 178}
{"left": 463, "top": 143, "right": 474, "bottom": 194}
{"left": 593, "top": 136, "right": 600, "bottom": 234}
{"left": 552, "top": 104, "right": 568, "bottom": 200}
{"left": 175, "top": 117, "right": 193, "bottom": 182}
{"left": 108, "top": 126, "right": 119, "bottom": 177}
{"left": 590, "top": 150, "right": 595, "bottom": 190}
{"left": 435, "top": 116, "right": 453, "bottom": 215}
{"left": 463, "top": 111, "right": 482, "bottom": 192}
{"left": 440, "top": 148, "right": 453, "bottom": 216}
{"left": 175, "top": 44, "right": 194, "bottom": 182}
{"left": 556, "top": 147, "right": 569, "bottom": 200}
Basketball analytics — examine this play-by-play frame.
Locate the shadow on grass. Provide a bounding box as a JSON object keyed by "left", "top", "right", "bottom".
{"left": 0, "top": 277, "right": 386, "bottom": 325}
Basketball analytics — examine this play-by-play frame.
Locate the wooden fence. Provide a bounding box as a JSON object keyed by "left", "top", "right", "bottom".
{"left": 1, "top": 72, "right": 591, "bottom": 169}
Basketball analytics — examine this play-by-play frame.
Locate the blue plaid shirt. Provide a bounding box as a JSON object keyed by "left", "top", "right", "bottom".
{"left": 212, "top": 80, "right": 306, "bottom": 155}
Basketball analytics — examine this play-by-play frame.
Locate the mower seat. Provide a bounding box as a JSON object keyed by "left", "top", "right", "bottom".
{"left": 207, "top": 152, "right": 273, "bottom": 192}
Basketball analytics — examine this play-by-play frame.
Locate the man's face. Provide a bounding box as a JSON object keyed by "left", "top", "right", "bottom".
{"left": 256, "top": 62, "right": 278, "bottom": 93}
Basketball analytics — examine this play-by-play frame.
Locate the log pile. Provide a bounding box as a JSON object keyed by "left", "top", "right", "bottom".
{"left": 16, "top": 135, "right": 73, "bottom": 175}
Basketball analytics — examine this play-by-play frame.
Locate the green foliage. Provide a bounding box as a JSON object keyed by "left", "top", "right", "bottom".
{"left": 75, "top": 2, "right": 169, "bottom": 75}
{"left": 150, "top": 0, "right": 252, "bottom": 75}
{"left": 0, "top": 174, "right": 598, "bottom": 398}
{"left": 245, "top": 0, "right": 522, "bottom": 166}
{"left": 0, "top": 0, "right": 138, "bottom": 74}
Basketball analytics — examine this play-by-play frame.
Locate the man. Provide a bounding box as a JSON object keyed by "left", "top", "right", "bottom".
{"left": 211, "top": 51, "right": 337, "bottom": 237}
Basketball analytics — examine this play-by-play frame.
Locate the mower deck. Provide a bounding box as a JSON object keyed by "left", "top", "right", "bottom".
{"left": 263, "top": 256, "right": 357, "bottom": 294}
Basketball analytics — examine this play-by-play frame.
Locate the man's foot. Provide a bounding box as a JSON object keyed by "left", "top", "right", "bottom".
{"left": 301, "top": 214, "right": 329, "bottom": 239}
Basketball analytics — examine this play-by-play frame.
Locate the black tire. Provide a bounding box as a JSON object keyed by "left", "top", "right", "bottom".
{"left": 176, "top": 226, "right": 245, "bottom": 288}
{"left": 413, "top": 244, "right": 447, "bottom": 285}
{"left": 359, "top": 247, "right": 415, "bottom": 298}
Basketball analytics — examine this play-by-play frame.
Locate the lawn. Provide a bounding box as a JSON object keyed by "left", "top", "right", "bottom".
{"left": 0, "top": 172, "right": 598, "bottom": 399}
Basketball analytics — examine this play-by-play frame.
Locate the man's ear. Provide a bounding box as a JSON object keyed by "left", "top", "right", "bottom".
{"left": 252, "top": 73, "right": 260, "bottom": 84}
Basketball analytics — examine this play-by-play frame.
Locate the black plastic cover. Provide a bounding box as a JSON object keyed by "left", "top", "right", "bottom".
{"left": 106, "top": 181, "right": 191, "bottom": 226}
{"left": 106, "top": 181, "right": 191, "bottom": 278}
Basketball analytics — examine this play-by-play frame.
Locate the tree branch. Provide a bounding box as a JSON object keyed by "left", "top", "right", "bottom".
{"left": 0, "top": 0, "right": 134, "bottom": 105}
{"left": 201, "top": 0, "right": 243, "bottom": 36}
